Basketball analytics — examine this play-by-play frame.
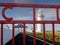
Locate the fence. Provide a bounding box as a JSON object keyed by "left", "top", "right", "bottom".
{"left": 0, "top": 3, "right": 60, "bottom": 45}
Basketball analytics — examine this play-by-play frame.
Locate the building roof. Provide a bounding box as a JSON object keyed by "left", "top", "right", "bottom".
{"left": 14, "top": 24, "right": 27, "bottom": 28}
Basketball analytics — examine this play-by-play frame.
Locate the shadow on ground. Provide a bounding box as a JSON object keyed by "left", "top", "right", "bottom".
{"left": 5, "top": 33, "right": 49, "bottom": 45}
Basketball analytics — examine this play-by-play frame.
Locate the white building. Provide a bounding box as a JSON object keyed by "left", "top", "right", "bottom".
{"left": 36, "top": 9, "right": 44, "bottom": 32}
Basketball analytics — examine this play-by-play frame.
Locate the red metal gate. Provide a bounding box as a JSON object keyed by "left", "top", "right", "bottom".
{"left": 0, "top": 3, "right": 60, "bottom": 45}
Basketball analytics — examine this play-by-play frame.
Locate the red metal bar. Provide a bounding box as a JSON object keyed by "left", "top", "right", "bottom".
{"left": 23, "top": 23, "right": 26, "bottom": 45}
{"left": 0, "top": 20, "right": 60, "bottom": 24}
{"left": 2, "top": 7, "right": 13, "bottom": 22}
{"left": 33, "top": 24, "right": 36, "bottom": 45}
{"left": 33, "top": 7, "right": 36, "bottom": 45}
{"left": 56, "top": 8, "right": 59, "bottom": 20}
{"left": 0, "top": 3, "right": 60, "bottom": 8}
{"left": 43, "top": 24, "right": 46, "bottom": 45}
{"left": 1, "top": 24, "right": 3, "bottom": 45}
{"left": 33, "top": 7, "right": 36, "bottom": 21}
{"left": 52, "top": 24, "right": 55, "bottom": 45}
{"left": 12, "top": 24, "right": 15, "bottom": 45}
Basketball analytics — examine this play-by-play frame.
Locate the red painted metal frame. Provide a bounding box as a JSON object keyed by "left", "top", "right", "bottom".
{"left": 12, "top": 24, "right": 15, "bottom": 45}
{"left": 1, "top": 24, "right": 3, "bottom": 45}
{"left": 52, "top": 24, "right": 55, "bottom": 45}
{"left": 2, "top": 6, "right": 13, "bottom": 22}
{"left": 43, "top": 24, "right": 46, "bottom": 45}
{"left": 56, "top": 8, "right": 59, "bottom": 20}
{"left": 0, "top": 3, "right": 60, "bottom": 8}
{"left": 23, "top": 23, "right": 26, "bottom": 45}
{"left": 0, "top": 3, "right": 60, "bottom": 45}
{"left": 33, "top": 7, "right": 36, "bottom": 45}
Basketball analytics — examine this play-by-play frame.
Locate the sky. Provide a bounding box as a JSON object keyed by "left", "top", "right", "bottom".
{"left": 0, "top": 0, "right": 60, "bottom": 31}
{"left": 0, "top": 0, "right": 60, "bottom": 5}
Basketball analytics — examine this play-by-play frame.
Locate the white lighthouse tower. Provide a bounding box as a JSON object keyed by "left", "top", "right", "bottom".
{"left": 36, "top": 9, "right": 44, "bottom": 32}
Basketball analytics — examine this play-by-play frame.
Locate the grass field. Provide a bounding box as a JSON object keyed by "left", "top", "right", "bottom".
{"left": 27, "top": 31, "right": 60, "bottom": 45}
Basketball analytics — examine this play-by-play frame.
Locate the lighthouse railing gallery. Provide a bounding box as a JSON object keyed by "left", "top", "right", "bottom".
{"left": 0, "top": 3, "right": 60, "bottom": 45}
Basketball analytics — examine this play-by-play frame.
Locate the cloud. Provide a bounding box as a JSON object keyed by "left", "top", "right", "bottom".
{"left": 14, "top": 16, "right": 32, "bottom": 20}
{"left": 46, "top": 16, "right": 57, "bottom": 20}
{"left": 14, "top": 0, "right": 33, "bottom": 3}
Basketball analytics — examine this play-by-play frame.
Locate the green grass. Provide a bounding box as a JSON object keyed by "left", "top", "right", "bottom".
{"left": 27, "top": 32, "right": 60, "bottom": 45}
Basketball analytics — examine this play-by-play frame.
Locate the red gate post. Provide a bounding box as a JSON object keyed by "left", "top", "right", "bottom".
{"left": 33, "top": 7, "right": 36, "bottom": 45}
{"left": 43, "top": 24, "right": 46, "bottom": 45}
{"left": 12, "top": 24, "right": 15, "bottom": 45}
{"left": 52, "top": 24, "right": 55, "bottom": 45}
{"left": 23, "top": 23, "right": 26, "bottom": 45}
{"left": 1, "top": 24, "right": 3, "bottom": 45}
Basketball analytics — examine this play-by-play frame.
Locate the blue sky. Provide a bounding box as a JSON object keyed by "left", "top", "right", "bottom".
{"left": 0, "top": 0, "right": 60, "bottom": 5}
{"left": 0, "top": 0, "right": 60, "bottom": 31}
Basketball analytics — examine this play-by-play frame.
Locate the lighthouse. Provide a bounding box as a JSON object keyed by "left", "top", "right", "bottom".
{"left": 36, "top": 9, "right": 44, "bottom": 32}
